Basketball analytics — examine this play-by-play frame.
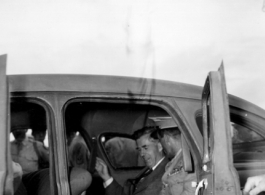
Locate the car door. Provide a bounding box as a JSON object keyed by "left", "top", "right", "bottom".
{"left": 197, "top": 64, "right": 241, "bottom": 195}
{"left": 0, "top": 54, "right": 13, "bottom": 194}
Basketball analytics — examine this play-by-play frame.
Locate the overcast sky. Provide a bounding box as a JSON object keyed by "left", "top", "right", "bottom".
{"left": 1, "top": 0, "right": 265, "bottom": 109}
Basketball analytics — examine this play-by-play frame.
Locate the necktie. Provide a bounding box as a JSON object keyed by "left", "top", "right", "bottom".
{"left": 132, "top": 168, "right": 153, "bottom": 192}
{"left": 141, "top": 168, "right": 153, "bottom": 179}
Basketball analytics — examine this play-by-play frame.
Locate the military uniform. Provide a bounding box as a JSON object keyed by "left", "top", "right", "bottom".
{"left": 160, "top": 153, "right": 196, "bottom": 195}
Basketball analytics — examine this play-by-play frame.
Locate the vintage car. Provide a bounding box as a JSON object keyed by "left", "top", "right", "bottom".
{"left": 1, "top": 54, "right": 265, "bottom": 195}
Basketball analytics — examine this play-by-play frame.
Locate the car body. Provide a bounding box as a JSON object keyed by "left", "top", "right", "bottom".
{"left": 1, "top": 54, "right": 265, "bottom": 195}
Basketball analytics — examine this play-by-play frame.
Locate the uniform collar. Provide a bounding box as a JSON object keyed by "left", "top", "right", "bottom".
{"left": 152, "top": 156, "right": 165, "bottom": 170}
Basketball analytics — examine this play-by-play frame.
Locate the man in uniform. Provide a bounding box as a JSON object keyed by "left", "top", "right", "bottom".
{"left": 157, "top": 126, "right": 196, "bottom": 195}
{"left": 96, "top": 126, "right": 168, "bottom": 195}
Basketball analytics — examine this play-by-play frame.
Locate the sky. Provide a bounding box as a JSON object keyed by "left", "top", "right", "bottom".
{"left": 1, "top": 0, "right": 265, "bottom": 109}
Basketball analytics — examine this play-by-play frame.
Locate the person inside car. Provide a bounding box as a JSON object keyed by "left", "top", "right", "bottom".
{"left": 243, "top": 174, "right": 265, "bottom": 195}
{"left": 95, "top": 126, "right": 168, "bottom": 195}
{"left": 157, "top": 126, "right": 196, "bottom": 195}
{"left": 31, "top": 129, "right": 47, "bottom": 145}
{"left": 12, "top": 131, "right": 92, "bottom": 195}
{"left": 11, "top": 129, "right": 49, "bottom": 174}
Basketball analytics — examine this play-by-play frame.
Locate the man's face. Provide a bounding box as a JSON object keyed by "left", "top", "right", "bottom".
{"left": 136, "top": 134, "right": 163, "bottom": 168}
{"left": 159, "top": 134, "right": 182, "bottom": 160}
{"left": 159, "top": 135, "right": 175, "bottom": 160}
{"left": 13, "top": 129, "right": 27, "bottom": 140}
{"left": 34, "top": 131, "right": 46, "bottom": 142}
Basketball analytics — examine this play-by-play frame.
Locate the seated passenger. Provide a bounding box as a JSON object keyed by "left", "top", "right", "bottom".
{"left": 105, "top": 137, "right": 144, "bottom": 167}
{"left": 32, "top": 129, "right": 47, "bottom": 146}
{"left": 157, "top": 127, "right": 196, "bottom": 195}
{"left": 11, "top": 129, "right": 49, "bottom": 174}
{"left": 96, "top": 126, "right": 168, "bottom": 195}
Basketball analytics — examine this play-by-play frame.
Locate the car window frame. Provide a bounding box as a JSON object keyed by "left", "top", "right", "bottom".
{"left": 198, "top": 64, "right": 241, "bottom": 194}
{"left": 0, "top": 54, "right": 12, "bottom": 194}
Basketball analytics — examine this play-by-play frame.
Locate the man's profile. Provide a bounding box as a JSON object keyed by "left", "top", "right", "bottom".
{"left": 95, "top": 126, "right": 168, "bottom": 195}
{"left": 157, "top": 126, "right": 196, "bottom": 195}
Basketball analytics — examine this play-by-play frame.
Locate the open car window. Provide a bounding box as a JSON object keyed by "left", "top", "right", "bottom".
{"left": 196, "top": 110, "right": 265, "bottom": 143}
{"left": 64, "top": 100, "right": 184, "bottom": 188}
{"left": 10, "top": 100, "right": 52, "bottom": 194}
{"left": 99, "top": 133, "right": 145, "bottom": 169}
{"left": 64, "top": 101, "right": 171, "bottom": 171}
{"left": 10, "top": 101, "right": 50, "bottom": 172}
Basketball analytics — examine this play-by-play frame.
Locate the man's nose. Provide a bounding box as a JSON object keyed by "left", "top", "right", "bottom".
{"left": 139, "top": 149, "right": 145, "bottom": 157}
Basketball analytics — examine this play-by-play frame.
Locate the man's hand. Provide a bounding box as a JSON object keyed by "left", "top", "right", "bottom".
{"left": 12, "top": 161, "right": 23, "bottom": 178}
{"left": 243, "top": 174, "right": 265, "bottom": 195}
{"left": 95, "top": 157, "right": 111, "bottom": 182}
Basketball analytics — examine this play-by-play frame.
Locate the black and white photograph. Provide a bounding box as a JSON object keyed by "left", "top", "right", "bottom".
{"left": 1, "top": 1, "right": 265, "bottom": 195}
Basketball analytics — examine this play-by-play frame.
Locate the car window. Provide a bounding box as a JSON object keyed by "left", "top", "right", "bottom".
{"left": 100, "top": 134, "right": 145, "bottom": 169}
{"left": 195, "top": 109, "right": 265, "bottom": 143}
{"left": 195, "top": 108, "right": 265, "bottom": 162}
{"left": 230, "top": 122, "right": 265, "bottom": 163}
{"left": 10, "top": 100, "right": 51, "bottom": 194}
{"left": 195, "top": 107, "right": 265, "bottom": 188}
{"left": 10, "top": 101, "right": 50, "bottom": 172}
{"left": 231, "top": 122, "right": 264, "bottom": 144}
{"left": 64, "top": 101, "right": 170, "bottom": 169}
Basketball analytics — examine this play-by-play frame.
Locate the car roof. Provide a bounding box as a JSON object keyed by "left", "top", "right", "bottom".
{"left": 8, "top": 74, "right": 202, "bottom": 99}
{"left": 8, "top": 74, "right": 265, "bottom": 119}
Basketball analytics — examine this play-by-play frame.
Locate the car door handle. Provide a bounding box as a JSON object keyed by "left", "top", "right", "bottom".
{"left": 195, "top": 178, "right": 208, "bottom": 195}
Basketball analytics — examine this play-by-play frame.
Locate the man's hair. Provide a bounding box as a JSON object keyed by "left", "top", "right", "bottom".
{"left": 12, "top": 129, "right": 27, "bottom": 139}
{"left": 157, "top": 127, "right": 181, "bottom": 139}
{"left": 132, "top": 126, "right": 160, "bottom": 141}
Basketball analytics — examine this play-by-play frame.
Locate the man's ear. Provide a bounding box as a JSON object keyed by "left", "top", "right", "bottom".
{"left": 164, "top": 134, "right": 170, "bottom": 144}
{"left": 157, "top": 142, "right": 163, "bottom": 152}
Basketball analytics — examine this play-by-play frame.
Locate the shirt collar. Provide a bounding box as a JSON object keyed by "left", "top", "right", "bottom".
{"left": 152, "top": 156, "right": 165, "bottom": 170}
